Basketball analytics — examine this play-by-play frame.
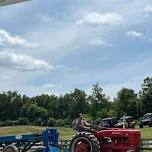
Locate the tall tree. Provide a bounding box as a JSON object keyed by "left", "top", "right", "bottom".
{"left": 114, "top": 88, "right": 138, "bottom": 117}
{"left": 89, "top": 83, "right": 110, "bottom": 118}
{"left": 68, "top": 89, "right": 88, "bottom": 119}
{"left": 140, "top": 77, "right": 152, "bottom": 114}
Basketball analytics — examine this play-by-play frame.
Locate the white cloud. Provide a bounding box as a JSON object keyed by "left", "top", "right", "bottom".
{"left": 126, "top": 30, "right": 144, "bottom": 39}
{"left": 98, "top": 56, "right": 109, "bottom": 62}
{"left": 0, "top": 51, "right": 53, "bottom": 71}
{"left": 144, "top": 5, "right": 152, "bottom": 14}
{"left": 1, "top": 75, "right": 11, "bottom": 80}
{"left": 103, "top": 81, "right": 139, "bottom": 99}
{"left": 42, "top": 83, "right": 55, "bottom": 89}
{"left": 77, "top": 12, "right": 122, "bottom": 26}
{"left": 27, "top": 23, "right": 79, "bottom": 59}
{"left": 0, "top": 0, "right": 151, "bottom": 98}
{"left": 89, "top": 39, "right": 112, "bottom": 47}
{"left": 0, "top": 29, "right": 38, "bottom": 48}
{"left": 44, "top": 92, "right": 60, "bottom": 96}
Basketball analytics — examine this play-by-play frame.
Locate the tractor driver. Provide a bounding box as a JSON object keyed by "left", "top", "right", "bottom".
{"left": 75, "top": 114, "right": 93, "bottom": 132}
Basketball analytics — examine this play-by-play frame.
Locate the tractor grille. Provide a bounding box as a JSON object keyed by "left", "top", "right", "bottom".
{"left": 133, "top": 134, "right": 140, "bottom": 145}
{"left": 112, "top": 137, "right": 129, "bottom": 146}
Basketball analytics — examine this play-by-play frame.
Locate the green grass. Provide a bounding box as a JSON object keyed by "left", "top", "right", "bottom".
{"left": 0, "top": 125, "right": 44, "bottom": 135}
{"left": 139, "top": 128, "right": 152, "bottom": 152}
{"left": 0, "top": 126, "right": 151, "bottom": 152}
{"left": 57, "top": 127, "right": 75, "bottom": 140}
{"left": 0, "top": 125, "right": 75, "bottom": 140}
{"left": 0, "top": 125, "right": 151, "bottom": 140}
{"left": 140, "top": 127, "right": 152, "bottom": 139}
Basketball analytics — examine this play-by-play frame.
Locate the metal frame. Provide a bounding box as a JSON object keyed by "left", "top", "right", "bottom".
{"left": 0, "top": 128, "right": 59, "bottom": 152}
{"left": 140, "top": 139, "right": 152, "bottom": 151}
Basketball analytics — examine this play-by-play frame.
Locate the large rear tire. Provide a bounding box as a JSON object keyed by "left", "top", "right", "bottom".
{"left": 69, "top": 132, "right": 100, "bottom": 152}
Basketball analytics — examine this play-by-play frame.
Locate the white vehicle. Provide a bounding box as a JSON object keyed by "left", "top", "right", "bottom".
{"left": 0, "top": 0, "right": 29, "bottom": 6}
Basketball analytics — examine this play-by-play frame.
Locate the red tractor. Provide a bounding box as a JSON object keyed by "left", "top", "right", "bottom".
{"left": 69, "top": 128, "right": 141, "bottom": 152}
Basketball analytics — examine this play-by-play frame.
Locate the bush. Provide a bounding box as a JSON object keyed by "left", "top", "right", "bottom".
{"left": 34, "top": 118, "right": 42, "bottom": 126}
{"left": 18, "top": 117, "right": 29, "bottom": 125}
{"left": 5, "top": 120, "right": 14, "bottom": 126}
{"left": 47, "top": 117, "right": 56, "bottom": 127}
{"left": 64, "top": 118, "right": 73, "bottom": 127}
{"left": 42, "top": 120, "right": 48, "bottom": 126}
{"left": 13, "top": 120, "right": 19, "bottom": 126}
{"left": 0, "top": 122, "right": 3, "bottom": 127}
{"left": 56, "top": 119, "right": 65, "bottom": 127}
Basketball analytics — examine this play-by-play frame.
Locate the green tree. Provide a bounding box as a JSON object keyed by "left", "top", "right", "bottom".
{"left": 68, "top": 89, "right": 88, "bottom": 119}
{"left": 114, "top": 88, "right": 138, "bottom": 117}
{"left": 89, "top": 83, "right": 110, "bottom": 118}
{"left": 0, "top": 91, "right": 23, "bottom": 121}
{"left": 27, "top": 104, "right": 48, "bottom": 122}
{"left": 140, "top": 77, "right": 152, "bottom": 114}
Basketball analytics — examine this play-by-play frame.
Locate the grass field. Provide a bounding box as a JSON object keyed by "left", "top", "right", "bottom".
{"left": 0, "top": 125, "right": 76, "bottom": 140}
{"left": 140, "top": 127, "right": 152, "bottom": 139}
{"left": 0, "top": 125, "right": 151, "bottom": 140}
{"left": 0, "top": 126, "right": 151, "bottom": 152}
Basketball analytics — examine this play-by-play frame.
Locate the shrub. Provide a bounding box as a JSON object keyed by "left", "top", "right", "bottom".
{"left": 5, "top": 120, "right": 13, "bottom": 126}
{"left": 56, "top": 119, "right": 65, "bottom": 127}
{"left": 13, "top": 120, "right": 19, "bottom": 126}
{"left": 0, "top": 121, "right": 3, "bottom": 127}
{"left": 64, "top": 118, "right": 72, "bottom": 127}
{"left": 18, "top": 117, "right": 29, "bottom": 125}
{"left": 47, "top": 117, "right": 56, "bottom": 127}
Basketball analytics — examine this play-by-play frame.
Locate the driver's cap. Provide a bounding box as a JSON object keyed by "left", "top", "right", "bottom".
{"left": 78, "top": 113, "right": 82, "bottom": 117}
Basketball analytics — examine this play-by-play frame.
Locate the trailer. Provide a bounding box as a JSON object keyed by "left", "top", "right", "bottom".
{"left": 0, "top": 128, "right": 63, "bottom": 152}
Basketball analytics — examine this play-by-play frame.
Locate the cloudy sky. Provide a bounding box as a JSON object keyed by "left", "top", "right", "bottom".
{"left": 0, "top": 0, "right": 152, "bottom": 98}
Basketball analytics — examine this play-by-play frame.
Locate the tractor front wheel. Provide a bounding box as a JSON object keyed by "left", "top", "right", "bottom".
{"left": 4, "top": 145, "right": 18, "bottom": 152}
{"left": 69, "top": 132, "right": 100, "bottom": 152}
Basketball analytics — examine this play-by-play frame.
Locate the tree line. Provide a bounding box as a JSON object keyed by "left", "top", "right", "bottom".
{"left": 0, "top": 77, "right": 152, "bottom": 127}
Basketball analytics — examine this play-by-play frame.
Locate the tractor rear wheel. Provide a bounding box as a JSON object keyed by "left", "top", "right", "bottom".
{"left": 69, "top": 132, "right": 100, "bottom": 152}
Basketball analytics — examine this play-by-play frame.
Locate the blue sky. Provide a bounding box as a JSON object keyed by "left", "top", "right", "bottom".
{"left": 0, "top": 0, "right": 152, "bottom": 98}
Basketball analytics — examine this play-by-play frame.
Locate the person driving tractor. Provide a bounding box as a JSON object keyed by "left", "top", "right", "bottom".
{"left": 74, "top": 114, "right": 92, "bottom": 132}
